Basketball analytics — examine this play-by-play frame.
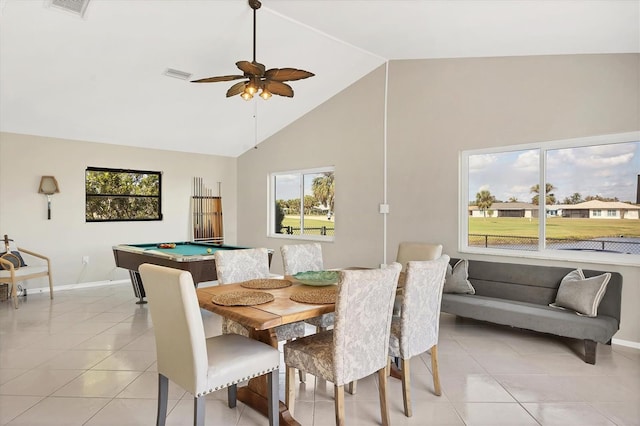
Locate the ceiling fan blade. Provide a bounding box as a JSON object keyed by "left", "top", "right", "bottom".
{"left": 264, "top": 68, "right": 315, "bottom": 82}
{"left": 191, "top": 75, "right": 245, "bottom": 83}
{"left": 226, "top": 81, "right": 248, "bottom": 97}
{"left": 236, "top": 61, "right": 266, "bottom": 77}
{"left": 264, "top": 80, "right": 294, "bottom": 97}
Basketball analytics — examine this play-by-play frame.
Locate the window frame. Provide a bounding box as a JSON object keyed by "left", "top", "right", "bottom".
{"left": 85, "top": 166, "right": 163, "bottom": 222}
{"left": 459, "top": 131, "right": 640, "bottom": 266}
{"left": 267, "top": 166, "right": 335, "bottom": 242}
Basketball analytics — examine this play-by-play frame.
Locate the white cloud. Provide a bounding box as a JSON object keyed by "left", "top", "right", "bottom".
{"left": 469, "top": 154, "right": 497, "bottom": 172}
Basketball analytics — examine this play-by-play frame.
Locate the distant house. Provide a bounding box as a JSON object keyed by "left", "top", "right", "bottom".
{"left": 558, "top": 200, "right": 640, "bottom": 219}
{"left": 469, "top": 202, "right": 538, "bottom": 218}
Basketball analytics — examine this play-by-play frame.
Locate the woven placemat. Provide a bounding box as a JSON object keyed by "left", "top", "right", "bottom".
{"left": 212, "top": 290, "right": 274, "bottom": 306}
{"left": 290, "top": 286, "right": 337, "bottom": 305}
{"left": 240, "top": 278, "right": 292, "bottom": 289}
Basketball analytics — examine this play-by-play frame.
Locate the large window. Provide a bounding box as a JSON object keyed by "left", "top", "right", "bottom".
{"left": 86, "top": 167, "right": 162, "bottom": 222}
{"left": 269, "top": 167, "right": 335, "bottom": 240}
{"left": 460, "top": 132, "right": 640, "bottom": 264}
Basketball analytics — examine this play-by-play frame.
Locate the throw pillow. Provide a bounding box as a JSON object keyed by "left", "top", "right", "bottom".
{"left": 443, "top": 259, "right": 475, "bottom": 294}
{"left": 0, "top": 251, "right": 27, "bottom": 270}
{"left": 0, "top": 238, "right": 27, "bottom": 269}
{"left": 550, "top": 269, "right": 611, "bottom": 317}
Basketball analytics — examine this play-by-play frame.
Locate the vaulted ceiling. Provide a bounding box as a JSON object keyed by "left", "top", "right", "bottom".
{"left": 1, "top": 0, "right": 638, "bottom": 157}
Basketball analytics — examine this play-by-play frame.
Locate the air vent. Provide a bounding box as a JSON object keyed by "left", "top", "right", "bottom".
{"left": 47, "top": 0, "right": 90, "bottom": 18}
{"left": 164, "top": 68, "right": 192, "bottom": 80}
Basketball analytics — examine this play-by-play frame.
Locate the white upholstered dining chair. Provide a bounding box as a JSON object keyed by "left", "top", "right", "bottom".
{"left": 388, "top": 255, "right": 449, "bottom": 417}
{"left": 284, "top": 263, "right": 402, "bottom": 426}
{"left": 139, "top": 263, "right": 280, "bottom": 426}
{"left": 396, "top": 242, "right": 443, "bottom": 271}
{"left": 281, "top": 243, "right": 335, "bottom": 332}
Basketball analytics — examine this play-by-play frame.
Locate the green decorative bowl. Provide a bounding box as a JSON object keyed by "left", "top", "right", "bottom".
{"left": 293, "top": 270, "right": 339, "bottom": 286}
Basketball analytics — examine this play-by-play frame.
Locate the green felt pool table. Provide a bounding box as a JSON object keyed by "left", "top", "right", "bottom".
{"left": 112, "top": 241, "right": 273, "bottom": 303}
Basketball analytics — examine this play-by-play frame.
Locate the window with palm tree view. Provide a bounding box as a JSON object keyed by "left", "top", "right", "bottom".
{"left": 270, "top": 168, "right": 335, "bottom": 240}
{"left": 461, "top": 133, "right": 640, "bottom": 261}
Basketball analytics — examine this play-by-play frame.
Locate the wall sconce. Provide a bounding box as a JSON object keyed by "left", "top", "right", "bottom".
{"left": 38, "top": 176, "right": 60, "bottom": 220}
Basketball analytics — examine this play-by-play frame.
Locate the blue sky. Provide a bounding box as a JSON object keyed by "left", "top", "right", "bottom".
{"left": 469, "top": 141, "right": 640, "bottom": 204}
{"left": 275, "top": 172, "right": 324, "bottom": 201}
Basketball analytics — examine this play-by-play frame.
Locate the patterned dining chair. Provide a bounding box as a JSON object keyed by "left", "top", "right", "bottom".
{"left": 281, "top": 243, "right": 334, "bottom": 332}
{"left": 284, "top": 263, "right": 402, "bottom": 426}
{"left": 139, "top": 264, "right": 280, "bottom": 426}
{"left": 214, "top": 247, "right": 306, "bottom": 341}
{"left": 388, "top": 255, "right": 449, "bottom": 417}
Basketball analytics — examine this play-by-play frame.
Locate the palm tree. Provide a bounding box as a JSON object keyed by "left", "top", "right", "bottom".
{"left": 530, "top": 183, "right": 557, "bottom": 205}
{"left": 312, "top": 172, "right": 335, "bottom": 213}
{"left": 475, "top": 190, "right": 495, "bottom": 218}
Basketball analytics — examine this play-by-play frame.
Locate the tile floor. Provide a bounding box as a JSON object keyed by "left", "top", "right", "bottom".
{"left": 0, "top": 283, "right": 639, "bottom": 425}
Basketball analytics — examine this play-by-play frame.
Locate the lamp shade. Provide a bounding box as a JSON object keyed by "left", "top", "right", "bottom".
{"left": 38, "top": 176, "right": 60, "bottom": 195}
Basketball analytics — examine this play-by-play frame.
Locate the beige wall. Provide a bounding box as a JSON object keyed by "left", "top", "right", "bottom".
{"left": 0, "top": 133, "right": 237, "bottom": 287}
{"left": 237, "top": 54, "right": 640, "bottom": 344}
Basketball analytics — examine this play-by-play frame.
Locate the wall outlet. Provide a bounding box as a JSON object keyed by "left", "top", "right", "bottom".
{"left": 82, "top": 256, "right": 89, "bottom": 265}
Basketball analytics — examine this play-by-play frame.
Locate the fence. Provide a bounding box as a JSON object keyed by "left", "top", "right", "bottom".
{"left": 278, "top": 226, "right": 335, "bottom": 237}
{"left": 468, "top": 234, "right": 640, "bottom": 254}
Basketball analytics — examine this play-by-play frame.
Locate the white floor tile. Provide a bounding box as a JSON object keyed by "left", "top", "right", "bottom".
{"left": 0, "top": 283, "right": 638, "bottom": 425}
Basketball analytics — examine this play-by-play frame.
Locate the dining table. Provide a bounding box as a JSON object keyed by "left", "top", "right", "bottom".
{"left": 196, "top": 275, "right": 337, "bottom": 426}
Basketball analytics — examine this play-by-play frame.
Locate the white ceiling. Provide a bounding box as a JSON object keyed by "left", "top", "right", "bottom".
{"left": 1, "top": 0, "right": 638, "bottom": 157}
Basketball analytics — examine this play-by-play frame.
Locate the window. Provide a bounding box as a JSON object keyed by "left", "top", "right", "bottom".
{"left": 86, "top": 167, "right": 162, "bottom": 222}
{"left": 269, "top": 167, "right": 335, "bottom": 241}
{"left": 460, "top": 132, "right": 640, "bottom": 264}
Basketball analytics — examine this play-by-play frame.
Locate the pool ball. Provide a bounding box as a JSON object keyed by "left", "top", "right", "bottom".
{"left": 206, "top": 248, "right": 212, "bottom": 253}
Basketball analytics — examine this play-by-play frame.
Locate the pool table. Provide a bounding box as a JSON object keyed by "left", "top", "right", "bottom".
{"left": 112, "top": 241, "right": 273, "bottom": 304}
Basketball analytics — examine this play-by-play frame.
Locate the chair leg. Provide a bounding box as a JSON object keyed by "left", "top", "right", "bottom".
{"left": 430, "top": 345, "right": 442, "bottom": 396}
{"left": 47, "top": 268, "right": 54, "bottom": 300}
{"left": 157, "top": 374, "right": 168, "bottom": 426}
{"left": 10, "top": 281, "right": 18, "bottom": 309}
{"left": 347, "top": 380, "right": 357, "bottom": 395}
{"left": 227, "top": 384, "right": 237, "bottom": 408}
{"left": 401, "top": 358, "right": 412, "bottom": 417}
{"left": 194, "top": 395, "right": 205, "bottom": 426}
{"left": 334, "top": 384, "right": 345, "bottom": 426}
{"left": 285, "top": 366, "right": 296, "bottom": 416}
{"left": 267, "top": 369, "right": 279, "bottom": 426}
{"left": 377, "top": 368, "right": 390, "bottom": 426}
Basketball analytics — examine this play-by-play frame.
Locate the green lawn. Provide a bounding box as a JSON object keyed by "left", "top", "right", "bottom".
{"left": 469, "top": 217, "right": 640, "bottom": 239}
{"left": 281, "top": 215, "right": 334, "bottom": 236}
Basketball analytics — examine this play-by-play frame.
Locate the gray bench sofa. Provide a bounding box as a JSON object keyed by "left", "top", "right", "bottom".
{"left": 440, "top": 258, "right": 622, "bottom": 364}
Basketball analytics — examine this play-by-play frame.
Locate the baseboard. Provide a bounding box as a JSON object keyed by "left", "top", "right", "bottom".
{"left": 612, "top": 338, "right": 640, "bottom": 350}
{"left": 26, "top": 279, "right": 130, "bottom": 294}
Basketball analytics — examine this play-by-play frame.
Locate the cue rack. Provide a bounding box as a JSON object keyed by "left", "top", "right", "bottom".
{"left": 191, "top": 177, "right": 224, "bottom": 244}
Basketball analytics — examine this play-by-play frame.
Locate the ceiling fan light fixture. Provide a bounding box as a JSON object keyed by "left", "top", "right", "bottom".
{"left": 246, "top": 80, "right": 259, "bottom": 95}
{"left": 259, "top": 89, "right": 272, "bottom": 100}
{"left": 190, "top": 0, "right": 314, "bottom": 100}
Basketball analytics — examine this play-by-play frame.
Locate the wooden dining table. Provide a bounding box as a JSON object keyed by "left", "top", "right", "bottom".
{"left": 197, "top": 277, "right": 336, "bottom": 426}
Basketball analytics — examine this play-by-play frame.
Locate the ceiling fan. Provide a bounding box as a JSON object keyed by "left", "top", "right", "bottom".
{"left": 191, "top": 0, "right": 314, "bottom": 100}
